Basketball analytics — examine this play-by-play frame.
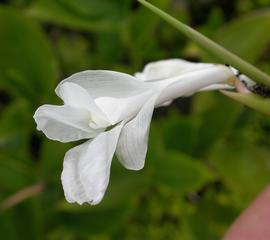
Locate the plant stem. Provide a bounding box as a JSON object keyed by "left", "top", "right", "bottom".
{"left": 138, "top": 0, "right": 270, "bottom": 87}
{"left": 0, "top": 182, "right": 44, "bottom": 211}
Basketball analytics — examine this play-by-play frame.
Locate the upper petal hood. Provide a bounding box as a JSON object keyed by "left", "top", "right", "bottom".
{"left": 55, "top": 70, "right": 150, "bottom": 99}
{"left": 55, "top": 70, "right": 158, "bottom": 124}
{"left": 135, "top": 59, "right": 234, "bottom": 95}
{"left": 135, "top": 59, "right": 214, "bottom": 81}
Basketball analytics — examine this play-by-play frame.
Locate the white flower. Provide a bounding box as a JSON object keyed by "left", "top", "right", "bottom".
{"left": 34, "top": 59, "right": 235, "bottom": 205}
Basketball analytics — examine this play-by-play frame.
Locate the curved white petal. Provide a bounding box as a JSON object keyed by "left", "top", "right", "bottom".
{"left": 58, "top": 82, "right": 111, "bottom": 127}
{"left": 200, "top": 83, "right": 234, "bottom": 91}
{"left": 34, "top": 104, "right": 102, "bottom": 142}
{"left": 155, "top": 65, "right": 235, "bottom": 105}
{"left": 61, "top": 123, "right": 123, "bottom": 205}
{"left": 95, "top": 89, "right": 156, "bottom": 124}
{"left": 116, "top": 94, "right": 158, "bottom": 170}
{"left": 135, "top": 59, "right": 214, "bottom": 81}
{"left": 157, "top": 100, "right": 173, "bottom": 107}
{"left": 55, "top": 71, "right": 158, "bottom": 125}
{"left": 60, "top": 140, "right": 91, "bottom": 204}
{"left": 58, "top": 82, "right": 107, "bottom": 117}
{"left": 55, "top": 70, "right": 149, "bottom": 99}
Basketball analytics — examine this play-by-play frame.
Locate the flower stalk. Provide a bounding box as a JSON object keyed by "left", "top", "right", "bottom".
{"left": 138, "top": 0, "right": 270, "bottom": 87}
{"left": 221, "top": 90, "right": 270, "bottom": 115}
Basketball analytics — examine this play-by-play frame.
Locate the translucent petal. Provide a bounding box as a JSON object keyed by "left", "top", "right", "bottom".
{"left": 95, "top": 89, "right": 155, "bottom": 124}
{"left": 135, "top": 59, "right": 214, "bottom": 81}
{"left": 33, "top": 104, "right": 102, "bottom": 142}
{"left": 61, "top": 140, "right": 91, "bottom": 204}
{"left": 116, "top": 94, "right": 158, "bottom": 170}
{"left": 55, "top": 70, "right": 149, "bottom": 99}
{"left": 199, "top": 83, "right": 234, "bottom": 91}
{"left": 61, "top": 123, "right": 123, "bottom": 205}
{"left": 155, "top": 65, "right": 235, "bottom": 105}
{"left": 58, "top": 82, "right": 111, "bottom": 127}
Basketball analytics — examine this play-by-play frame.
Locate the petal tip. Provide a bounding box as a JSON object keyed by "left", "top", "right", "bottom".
{"left": 122, "top": 162, "right": 145, "bottom": 171}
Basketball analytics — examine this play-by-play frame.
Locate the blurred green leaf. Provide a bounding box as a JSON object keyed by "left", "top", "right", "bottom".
{"left": 212, "top": 9, "right": 270, "bottom": 63}
{"left": 0, "top": 211, "right": 20, "bottom": 240}
{"left": 161, "top": 111, "right": 200, "bottom": 156}
{"left": 128, "top": 0, "right": 171, "bottom": 66}
{"left": 27, "top": 0, "right": 130, "bottom": 31}
{"left": 0, "top": 92, "right": 39, "bottom": 232}
{"left": 0, "top": 6, "right": 57, "bottom": 103}
{"left": 94, "top": 32, "right": 124, "bottom": 67}
{"left": 192, "top": 92, "right": 243, "bottom": 156}
{"left": 155, "top": 151, "right": 213, "bottom": 192}
{"left": 39, "top": 140, "right": 72, "bottom": 180}
{"left": 0, "top": 102, "right": 32, "bottom": 158}
{"left": 148, "top": 117, "right": 213, "bottom": 193}
{"left": 182, "top": 189, "right": 238, "bottom": 240}
{"left": 56, "top": 203, "right": 132, "bottom": 236}
{"left": 99, "top": 162, "right": 150, "bottom": 209}
{"left": 55, "top": 32, "right": 92, "bottom": 75}
{"left": 0, "top": 153, "right": 33, "bottom": 191}
{"left": 0, "top": 200, "right": 44, "bottom": 240}
{"left": 209, "top": 143, "right": 270, "bottom": 206}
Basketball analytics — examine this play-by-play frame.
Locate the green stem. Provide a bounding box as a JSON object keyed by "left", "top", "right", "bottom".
{"left": 138, "top": 0, "right": 270, "bottom": 87}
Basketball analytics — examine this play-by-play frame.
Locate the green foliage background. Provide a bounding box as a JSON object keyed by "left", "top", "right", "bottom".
{"left": 0, "top": 0, "right": 270, "bottom": 239}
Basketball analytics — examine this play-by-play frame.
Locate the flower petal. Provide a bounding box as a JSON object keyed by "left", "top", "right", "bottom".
{"left": 135, "top": 59, "right": 213, "bottom": 81}
{"left": 155, "top": 65, "right": 235, "bottom": 105}
{"left": 55, "top": 70, "right": 149, "bottom": 99}
{"left": 60, "top": 140, "right": 91, "bottom": 204}
{"left": 199, "top": 83, "right": 234, "bottom": 91}
{"left": 58, "top": 82, "right": 111, "bottom": 127}
{"left": 115, "top": 94, "right": 158, "bottom": 170}
{"left": 95, "top": 89, "right": 155, "bottom": 124}
{"left": 61, "top": 123, "right": 123, "bottom": 205}
{"left": 58, "top": 82, "right": 106, "bottom": 115}
{"left": 34, "top": 104, "right": 102, "bottom": 142}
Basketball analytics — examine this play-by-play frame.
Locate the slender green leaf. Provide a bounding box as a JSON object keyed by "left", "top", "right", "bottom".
{"left": 0, "top": 6, "right": 57, "bottom": 103}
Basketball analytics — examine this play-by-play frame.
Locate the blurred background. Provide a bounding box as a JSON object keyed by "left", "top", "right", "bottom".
{"left": 0, "top": 0, "right": 270, "bottom": 239}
